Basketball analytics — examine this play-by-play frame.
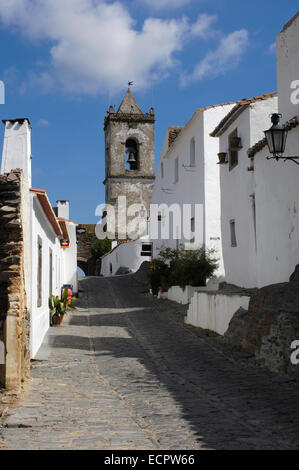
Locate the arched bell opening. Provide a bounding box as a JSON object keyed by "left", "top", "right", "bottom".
{"left": 125, "top": 138, "right": 139, "bottom": 170}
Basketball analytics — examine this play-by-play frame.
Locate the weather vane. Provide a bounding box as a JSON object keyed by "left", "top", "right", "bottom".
{"left": 128, "top": 81, "right": 134, "bottom": 87}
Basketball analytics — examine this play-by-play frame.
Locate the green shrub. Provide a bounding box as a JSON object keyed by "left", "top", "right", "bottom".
{"left": 148, "top": 259, "right": 169, "bottom": 296}
{"left": 91, "top": 238, "right": 112, "bottom": 259}
{"left": 157, "top": 245, "right": 219, "bottom": 290}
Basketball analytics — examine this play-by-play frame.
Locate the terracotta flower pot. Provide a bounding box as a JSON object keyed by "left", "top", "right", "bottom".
{"left": 51, "top": 314, "right": 64, "bottom": 326}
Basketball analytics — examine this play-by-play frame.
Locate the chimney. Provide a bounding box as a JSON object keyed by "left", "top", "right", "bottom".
{"left": 56, "top": 200, "right": 70, "bottom": 220}
{"left": 1, "top": 119, "right": 32, "bottom": 186}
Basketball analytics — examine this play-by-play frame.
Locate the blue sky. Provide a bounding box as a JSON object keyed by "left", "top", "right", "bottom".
{"left": 0, "top": 0, "right": 297, "bottom": 223}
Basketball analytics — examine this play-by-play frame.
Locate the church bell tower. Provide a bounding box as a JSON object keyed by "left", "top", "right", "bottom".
{"left": 103, "top": 88, "right": 155, "bottom": 233}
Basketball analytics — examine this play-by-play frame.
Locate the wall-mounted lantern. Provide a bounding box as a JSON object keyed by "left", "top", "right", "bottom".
{"left": 61, "top": 239, "right": 70, "bottom": 248}
{"left": 265, "top": 113, "right": 299, "bottom": 165}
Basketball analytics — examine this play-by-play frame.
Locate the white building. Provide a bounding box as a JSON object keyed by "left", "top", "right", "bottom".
{"left": 1, "top": 118, "right": 78, "bottom": 357}
{"left": 210, "top": 93, "right": 278, "bottom": 288}
{"left": 185, "top": 12, "right": 299, "bottom": 334}
{"left": 150, "top": 102, "right": 236, "bottom": 284}
{"left": 244, "top": 12, "right": 299, "bottom": 288}
{"left": 100, "top": 235, "right": 152, "bottom": 277}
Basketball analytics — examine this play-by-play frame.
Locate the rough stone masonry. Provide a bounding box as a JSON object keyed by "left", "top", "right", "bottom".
{"left": 0, "top": 170, "right": 30, "bottom": 390}
{"left": 224, "top": 265, "right": 299, "bottom": 377}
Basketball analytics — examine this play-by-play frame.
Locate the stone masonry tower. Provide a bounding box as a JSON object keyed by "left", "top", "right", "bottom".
{"left": 103, "top": 88, "right": 155, "bottom": 234}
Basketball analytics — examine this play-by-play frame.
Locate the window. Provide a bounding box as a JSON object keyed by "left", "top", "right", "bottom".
{"left": 125, "top": 138, "right": 139, "bottom": 170}
{"left": 161, "top": 162, "right": 164, "bottom": 179}
{"left": 228, "top": 129, "right": 240, "bottom": 171}
{"left": 174, "top": 157, "right": 179, "bottom": 183}
{"left": 190, "top": 137, "right": 196, "bottom": 167}
{"left": 49, "top": 249, "right": 53, "bottom": 298}
{"left": 141, "top": 243, "right": 153, "bottom": 257}
{"left": 37, "top": 239, "right": 42, "bottom": 307}
{"left": 230, "top": 220, "right": 237, "bottom": 247}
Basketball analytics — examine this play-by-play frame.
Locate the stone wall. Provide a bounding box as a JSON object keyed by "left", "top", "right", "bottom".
{"left": 77, "top": 224, "right": 98, "bottom": 276}
{"left": 224, "top": 265, "right": 299, "bottom": 377}
{"left": 0, "top": 170, "right": 30, "bottom": 389}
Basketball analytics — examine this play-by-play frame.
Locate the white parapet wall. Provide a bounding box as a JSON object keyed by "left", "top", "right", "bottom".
{"left": 167, "top": 286, "right": 197, "bottom": 305}
{"left": 101, "top": 236, "right": 151, "bottom": 277}
{"left": 185, "top": 291, "right": 251, "bottom": 336}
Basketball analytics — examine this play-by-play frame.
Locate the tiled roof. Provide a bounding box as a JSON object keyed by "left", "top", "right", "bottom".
{"left": 58, "top": 218, "right": 69, "bottom": 243}
{"left": 30, "top": 188, "right": 63, "bottom": 237}
{"left": 282, "top": 11, "right": 299, "bottom": 33}
{"left": 210, "top": 92, "right": 277, "bottom": 137}
{"left": 196, "top": 101, "right": 236, "bottom": 113}
{"left": 247, "top": 115, "right": 299, "bottom": 159}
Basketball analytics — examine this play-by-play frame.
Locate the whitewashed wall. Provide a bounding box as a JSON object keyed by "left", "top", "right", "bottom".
{"left": 1, "top": 120, "right": 32, "bottom": 186}
{"left": 251, "top": 17, "right": 299, "bottom": 285}
{"left": 101, "top": 236, "right": 151, "bottom": 277}
{"left": 166, "top": 286, "right": 197, "bottom": 305}
{"left": 253, "top": 127, "right": 299, "bottom": 286}
{"left": 186, "top": 291, "right": 250, "bottom": 335}
{"left": 219, "top": 97, "right": 278, "bottom": 288}
{"left": 30, "top": 195, "right": 64, "bottom": 358}
{"left": 277, "top": 13, "right": 299, "bottom": 121}
{"left": 150, "top": 104, "right": 235, "bottom": 284}
{"left": 62, "top": 221, "right": 78, "bottom": 294}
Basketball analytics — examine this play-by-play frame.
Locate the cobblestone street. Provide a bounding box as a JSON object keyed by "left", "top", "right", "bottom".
{"left": 0, "top": 274, "right": 299, "bottom": 450}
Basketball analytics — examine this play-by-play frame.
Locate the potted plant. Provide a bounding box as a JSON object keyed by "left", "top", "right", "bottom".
{"left": 229, "top": 136, "right": 242, "bottom": 149}
{"left": 49, "top": 288, "right": 76, "bottom": 326}
{"left": 217, "top": 152, "right": 228, "bottom": 164}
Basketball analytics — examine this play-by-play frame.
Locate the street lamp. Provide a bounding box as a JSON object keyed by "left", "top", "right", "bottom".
{"left": 265, "top": 113, "right": 299, "bottom": 165}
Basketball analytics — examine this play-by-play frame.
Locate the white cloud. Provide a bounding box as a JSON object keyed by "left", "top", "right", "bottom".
{"left": 0, "top": 1, "right": 249, "bottom": 94}
{"left": 181, "top": 29, "right": 249, "bottom": 86}
{"left": 190, "top": 13, "right": 218, "bottom": 38}
{"left": 0, "top": 0, "right": 190, "bottom": 94}
{"left": 136, "top": 0, "right": 192, "bottom": 10}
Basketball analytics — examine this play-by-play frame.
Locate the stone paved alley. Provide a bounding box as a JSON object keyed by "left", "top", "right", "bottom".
{"left": 0, "top": 274, "right": 299, "bottom": 450}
